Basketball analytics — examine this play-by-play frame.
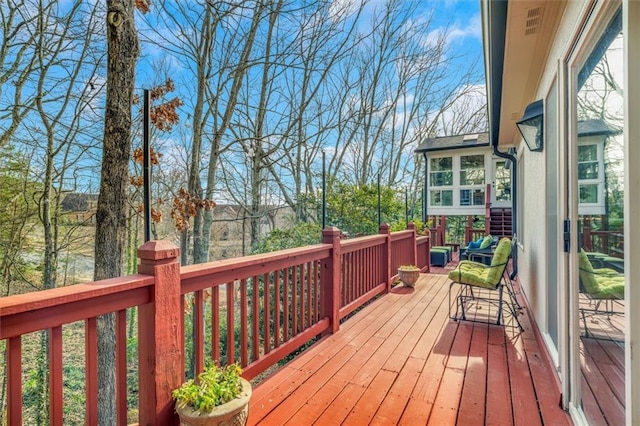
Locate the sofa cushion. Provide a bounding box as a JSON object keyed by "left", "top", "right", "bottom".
{"left": 479, "top": 235, "right": 493, "bottom": 249}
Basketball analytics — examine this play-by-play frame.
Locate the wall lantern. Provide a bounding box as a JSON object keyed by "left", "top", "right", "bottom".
{"left": 516, "top": 99, "right": 544, "bottom": 152}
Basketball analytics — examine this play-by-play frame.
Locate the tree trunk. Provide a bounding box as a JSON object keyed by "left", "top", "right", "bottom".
{"left": 94, "top": 0, "right": 139, "bottom": 424}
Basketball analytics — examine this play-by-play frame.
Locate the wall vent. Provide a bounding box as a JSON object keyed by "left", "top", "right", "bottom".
{"left": 525, "top": 7, "right": 542, "bottom": 35}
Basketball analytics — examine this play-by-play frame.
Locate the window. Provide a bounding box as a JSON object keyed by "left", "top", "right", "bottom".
{"left": 577, "top": 142, "right": 604, "bottom": 206}
{"left": 579, "top": 184, "right": 598, "bottom": 203}
{"left": 494, "top": 160, "right": 511, "bottom": 202}
{"left": 460, "top": 188, "right": 485, "bottom": 206}
{"left": 430, "top": 157, "right": 453, "bottom": 186}
{"left": 460, "top": 155, "right": 485, "bottom": 185}
{"left": 459, "top": 154, "right": 485, "bottom": 206}
{"left": 430, "top": 190, "right": 453, "bottom": 206}
{"left": 429, "top": 156, "right": 454, "bottom": 206}
{"left": 578, "top": 145, "right": 599, "bottom": 179}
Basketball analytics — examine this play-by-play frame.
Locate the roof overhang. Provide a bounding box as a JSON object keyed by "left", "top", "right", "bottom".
{"left": 482, "top": 0, "right": 567, "bottom": 149}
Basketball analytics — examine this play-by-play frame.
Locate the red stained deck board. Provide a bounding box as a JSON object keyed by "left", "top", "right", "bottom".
{"left": 382, "top": 277, "right": 450, "bottom": 372}
{"left": 598, "top": 338, "right": 625, "bottom": 371}
{"left": 248, "top": 274, "right": 574, "bottom": 426}
{"left": 507, "top": 332, "right": 542, "bottom": 426}
{"left": 372, "top": 284, "right": 439, "bottom": 341}
{"left": 485, "top": 326, "right": 513, "bottom": 426}
{"left": 248, "top": 366, "right": 314, "bottom": 423}
{"left": 428, "top": 321, "right": 473, "bottom": 425}
{"left": 519, "top": 314, "right": 571, "bottom": 426}
{"left": 581, "top": 372, "right": 607, "bottom": 426}
{"left": 282, "top": 379, "right": 346, "bottom": 425}
{"left": 581, "top": 350, "right": 625, "bottom": 426}
{"left": 456, "top": 322, "right": 488, "bottom": 426}
{"left": 370, "top": 357, "right": 424, "bottom": 425}
{"left": 399, "top": 321, "right": 459, "bottom": 424}
{"left": 582, "top": 338, "right": 625, "bottom": 404}
{"left": 311, "top": 382, "right": 367, "bottom": 425}
{"left": 342, "top": 369, "right": 398, "bottom": 425}
{"left": 257, "top": 344, "right": 359, "bottom": 425}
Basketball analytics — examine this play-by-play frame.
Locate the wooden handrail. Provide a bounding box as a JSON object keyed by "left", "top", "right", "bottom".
{"left": 0, "top": 225, "right": 425, "bottom": 424}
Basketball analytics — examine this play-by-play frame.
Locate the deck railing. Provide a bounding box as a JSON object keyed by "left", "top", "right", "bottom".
{"left": 0, "top": 223, "right": 429, "bottom": 425}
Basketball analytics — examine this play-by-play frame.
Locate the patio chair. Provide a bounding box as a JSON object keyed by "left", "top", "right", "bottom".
{"left": 448, "top": 237, "right": 522, "bottom": 330}
{"left": 584, "top": 251, "right": 624, "bottom": 273}
{"left": 578, "top": 249, "right": 624, "bottom": 337}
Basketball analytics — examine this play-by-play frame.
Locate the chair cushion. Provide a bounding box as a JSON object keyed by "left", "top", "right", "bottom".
{"left": 432, "top": 246, "right": 451, "bottom": 252}
{"left": 448, "top": 261, "right": 496, "bottom": 289}
{"left": 592, "top": 275, "right": 625, "bottom": 299}
{"left": 467, "top": 240, "right": 480, "bottom": 249}
{"left": 479, "top": 235, "right": 493, "bottom": 249}
{"left": 579, "top": 249, "right": 624, "bottom": 299}
{"left": 486, "top": 238, "right": 512, "bottom": 284}
{"left": 449, "top": 237, "right": 513, "bottom": 290}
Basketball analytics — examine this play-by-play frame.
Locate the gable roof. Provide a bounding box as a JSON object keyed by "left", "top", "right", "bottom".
{"left": 577, "top": 118, "right": 621, "bottom": 137}
{"left": 61, "top": 192, "right": 98, "bottom": 212}
{"left": 414, "top": 132, "right": 490, "bottom": 154}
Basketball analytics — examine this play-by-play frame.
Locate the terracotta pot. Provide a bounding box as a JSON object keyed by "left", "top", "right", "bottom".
{"left": 176, "top": 378, "right": 252, "bottom": 426}
{"left": 398, "top": 269, "right": 420, "bottom": 287}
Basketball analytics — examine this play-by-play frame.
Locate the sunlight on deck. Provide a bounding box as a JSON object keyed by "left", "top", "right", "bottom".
{"left": 248, "top": 273, "right": 571, "bottom": 425}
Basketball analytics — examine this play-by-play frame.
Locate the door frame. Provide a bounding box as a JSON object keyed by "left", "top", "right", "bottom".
{"left": 560, "top": 1, "right": 624, "bottom": 421}
{"left": 491, "top": 158, "right": 511, "bottom": 208}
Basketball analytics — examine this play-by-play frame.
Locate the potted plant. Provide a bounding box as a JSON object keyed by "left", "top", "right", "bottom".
{"left": 397, "top": 265, "right": 420, "bottom": 287}
{"left": 172, "top": 363, "right": 252, "bottom": 426}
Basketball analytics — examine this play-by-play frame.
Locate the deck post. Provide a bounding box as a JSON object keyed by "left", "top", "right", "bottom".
{"left": 137, "top": 240, "right": 182, "bottom": 425}
{"left": 322, "top": 227, "right": 342, "bottom": 334}
{"left": 407, "top": 222, "right": 418, "bottom": 266}
{"left": 379, "top": 223, "right": 391, "bottom": 292}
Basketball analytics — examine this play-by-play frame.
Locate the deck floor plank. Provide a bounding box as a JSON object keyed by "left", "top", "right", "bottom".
{"left": 343, "top": 369, "right": 398, "bottom": 425}
{"left": 456, "top": 322, "right": 488, "bottom": 426}
{"left": 428, "top": 321, "right": 473, "bottom": 425}
{"left": 370, "top": 356, "right": 423, "bottom": 425}
{"left": 248, "top": 273, "right": 575, "bottom": 425}
{"left": 485, "top": 325, "right": 513, "bottom": 426}
{"left": 507, "top": 330, "right": 542, "bottom": 426}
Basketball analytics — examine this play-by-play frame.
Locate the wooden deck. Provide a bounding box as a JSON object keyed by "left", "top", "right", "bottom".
{"left": 248, "top": 273, "right": 572, "bottom": 425}
{"left": 580, "top": 298, "right": 625, "bottom": 425}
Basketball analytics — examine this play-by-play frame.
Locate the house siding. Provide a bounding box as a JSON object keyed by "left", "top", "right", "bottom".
{"left": 510, "top": 1, "right": 640, "bottom": 422}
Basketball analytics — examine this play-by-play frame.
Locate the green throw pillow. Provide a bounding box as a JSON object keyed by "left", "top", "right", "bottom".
{"left": 479, "top": 235, "right": 493, "bottom": 249}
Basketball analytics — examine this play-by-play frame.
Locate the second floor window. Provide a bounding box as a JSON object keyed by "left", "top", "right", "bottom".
{"left": 460, "top": 154, "right": 485, "bottom": 206}
{"left": 430, "top": 157, "right": 453, "bottom": 186}
{"left": 460, "top": 154, "right": 485, "bottom": 185}
{"left": 578, "top": 144, "right": 600, "bottom": 204}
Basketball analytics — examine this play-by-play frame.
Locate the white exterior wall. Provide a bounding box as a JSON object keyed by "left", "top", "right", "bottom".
{"left": 514, "top": 1, "right": 640, "bottom": 422}
{"left": 516, "top": 0, "right": 588, "bottom": 339}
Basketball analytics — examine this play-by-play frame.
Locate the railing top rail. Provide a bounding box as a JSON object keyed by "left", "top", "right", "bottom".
{"left": 0, "top": 274, "right": 153, "bottom": 317}
{"left": 390, "top": 230, "right": 414, "bottom": 242}
{"left": 180, "top": 243, "right": 332, "bottom": 291}
{"left": 1, "top": 274, "right": 154, "bottom": 339}
{"left": 416, "top": 235, "right": 429, "bottom": 243}
{"left": 589, "top": 230, "right": 624, "bottom": 236}
{"left": 340, "top": 234, "right": 386, "bottom": 253}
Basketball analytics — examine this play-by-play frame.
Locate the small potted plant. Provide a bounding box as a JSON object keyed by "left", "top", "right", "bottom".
{"left": 397, "top": 265, "right": 420, "bottom": 287}
{"left": 172, "top": 363, "right": 252, "bottom": 426}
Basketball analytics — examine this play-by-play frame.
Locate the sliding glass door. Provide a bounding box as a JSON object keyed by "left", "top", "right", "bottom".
{"left": 567, "top": 6, "right": 625, "bottom": 423}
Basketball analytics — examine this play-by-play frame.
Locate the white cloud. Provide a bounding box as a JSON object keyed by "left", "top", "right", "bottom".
{"left": 423, "top": 12, "right": 482, "bottom": 48}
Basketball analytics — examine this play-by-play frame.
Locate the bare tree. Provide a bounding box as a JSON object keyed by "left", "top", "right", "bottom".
{"left": 0, "top": 0, "right": 41, "bottom": 148}
{"left": 94, "top": 0, "right": 139, "bottom": 423}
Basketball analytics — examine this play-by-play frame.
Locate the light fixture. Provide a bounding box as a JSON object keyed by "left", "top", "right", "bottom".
{"left": 516, "top": 99, "right": 544, "bottom": 152}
